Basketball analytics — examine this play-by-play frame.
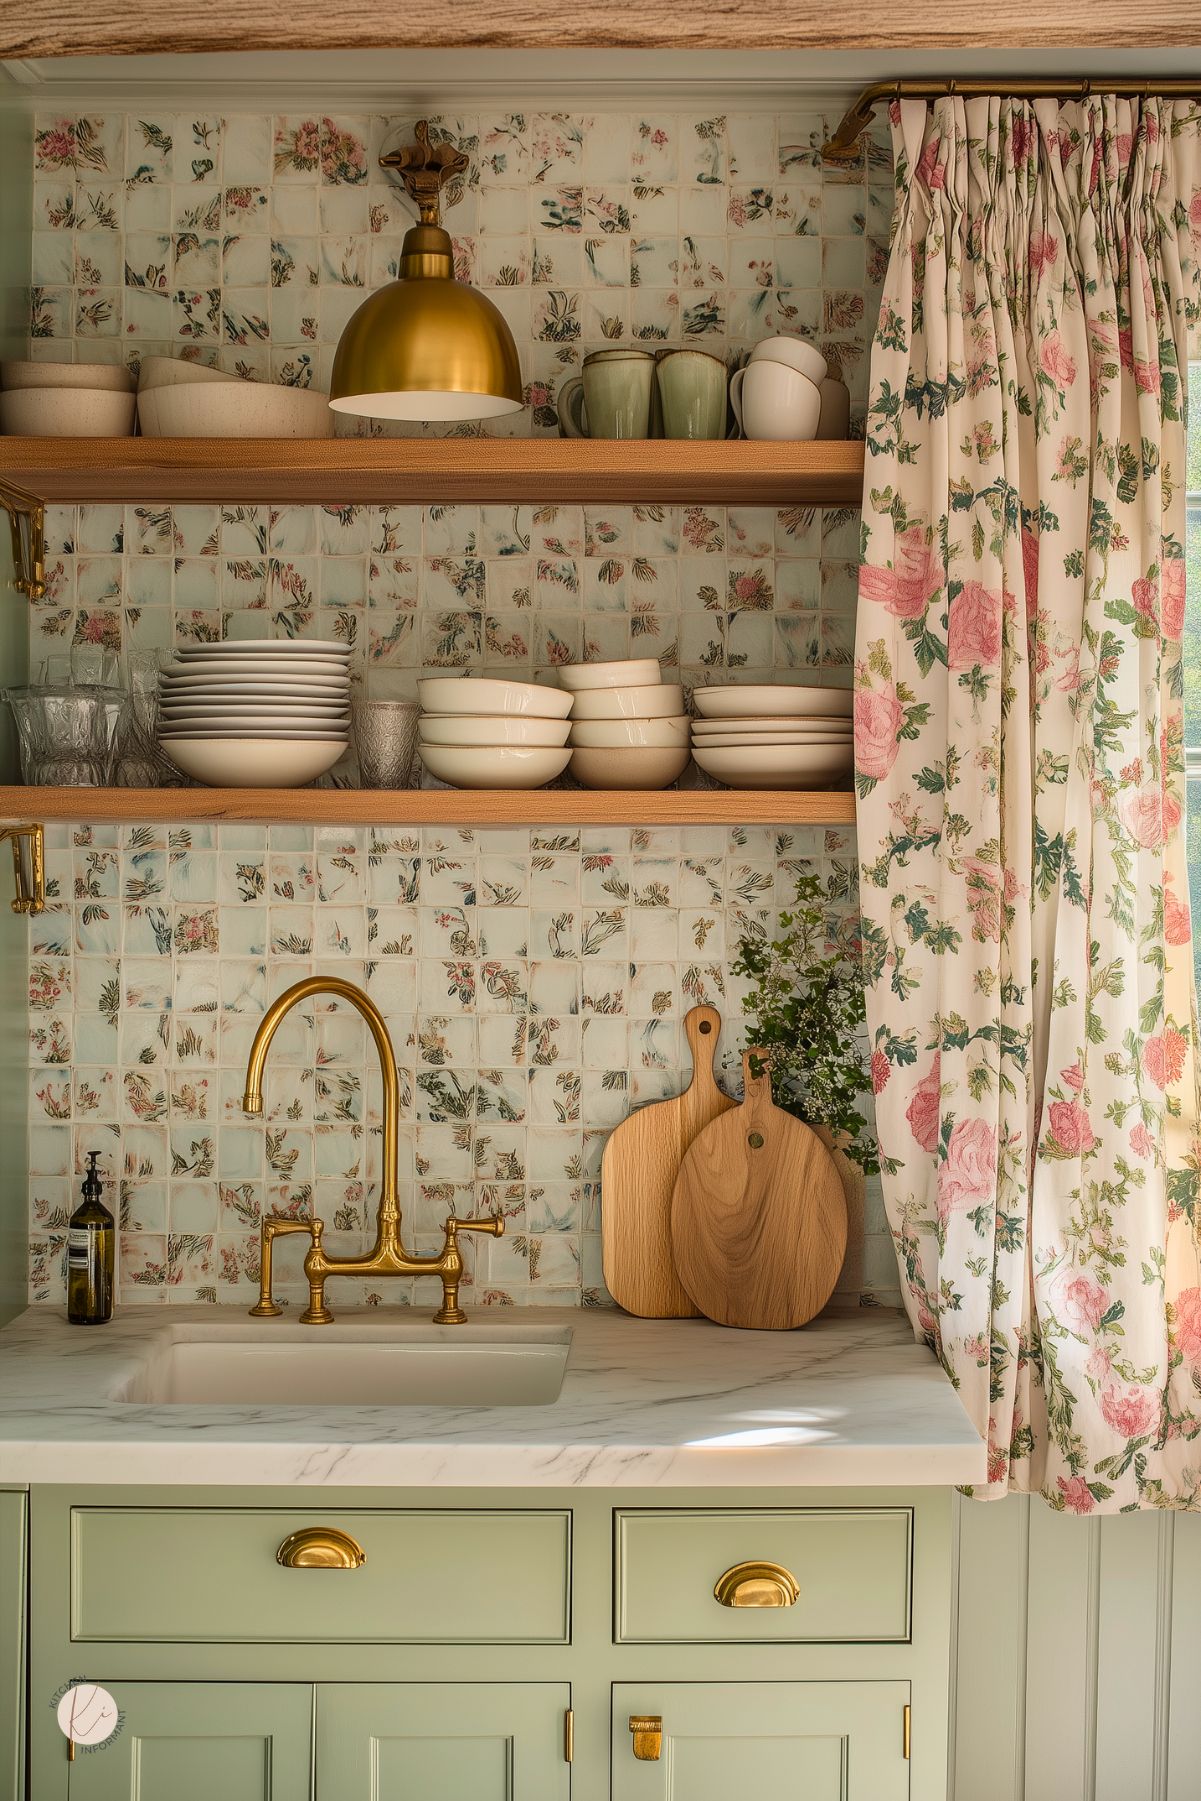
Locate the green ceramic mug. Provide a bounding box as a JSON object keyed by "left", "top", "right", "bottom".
{"left": 654, "top": 349, "right": 729, "bottom": 440}
{"left": 558, "top": 350, "right": 656, "bottom": 439}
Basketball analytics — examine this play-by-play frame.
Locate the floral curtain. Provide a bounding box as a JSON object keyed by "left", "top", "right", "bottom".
{"left": 856, "top": 95, "right": 1201, "bottom": 1511}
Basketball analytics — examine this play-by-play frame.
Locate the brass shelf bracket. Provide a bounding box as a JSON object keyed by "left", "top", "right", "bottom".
{"left": 822, "top": 75, "right": 1201, "bottom": 165}
{"left": 0, "top": 822, "right": 45, "bottom": 915}
{"left": 0, "top": 481, "right": 47, "bottom": 600}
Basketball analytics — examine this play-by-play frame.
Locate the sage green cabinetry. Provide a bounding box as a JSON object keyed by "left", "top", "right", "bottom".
{"left": 0, "top": 1492, "right": 25, "bottom": 1801}
{"left": 612, "top": 1681, "right": 910, "bottom": 1799}
{"left": 64, "top": 1683, "right": 311, "bottom": 1800}
{"left": 28, "top": 1484, "right": 953, "bottom": 1801}
{"left": 316, "top": 1683, "right": 571, "bottom": 1801}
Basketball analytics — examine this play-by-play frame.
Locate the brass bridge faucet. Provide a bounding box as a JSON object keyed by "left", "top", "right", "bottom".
{"left": 243, "top": 976, "right": 503, "bottom": 1325}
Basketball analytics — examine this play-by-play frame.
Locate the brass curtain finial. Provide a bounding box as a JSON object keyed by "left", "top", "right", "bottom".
{"left": 381, "top": 119, "right": 470, "bottom": 225}
{"left": 821, "top": 75, "right": 1201, "bottom": 164}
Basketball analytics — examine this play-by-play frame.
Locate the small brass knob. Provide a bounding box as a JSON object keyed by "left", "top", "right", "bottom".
{"left": 713, "top": 1560, "right": 799, "bottom": 1608}
{"left": 629, "top": 1715, "right": 662, "bottom": 1761}
{"left": 276, "top": 1527, "right": 366, "bottom": 1569}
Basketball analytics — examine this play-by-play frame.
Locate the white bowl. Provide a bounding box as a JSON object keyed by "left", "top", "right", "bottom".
{"left": 0, "top": 387, "right": 136, "bottom": 437}
{"left": 748, "top": 336, "right": 829, "bottom": 384}
{"left": 418, "top": 744, "right": 571, "bottom": 789}
{"left": 570, "top": 746, "right": 691, "bottom": 790}
{"left": 568, "top": 684, "right": 685, "bottom": 721}
{"left": 558, "top": 658, "right": 661, "bottom": 692}
{"left": 419, "top": 714, "right": 572, "bottom": 747}
{"left": 2, "top": 358, "right": 133, "bottom": 393}
{"left": 570, "top": 716, "right": 690, "bottom": 748}
{"left": 417, "top": 677, "right": 573, "bottom": 720}
{"left": 137, "top": 382, "right": 333, "bottom": 439}
{"left": 691, "top": 684, "right": 853, "bottom": 720}
{"left": 161, "top": 738, "right": 346, "bottom": 787}
{"left": 691, "top": 714, "right": 852, "bottom": 735}
{"left": 692, "top": 744, "right": 852, "bottom": 789}
{"left": 137, "top": 355, "right": 247, "bottom": 391}
{"left": 692, "top": 730, "right": 851, "bottom": 748}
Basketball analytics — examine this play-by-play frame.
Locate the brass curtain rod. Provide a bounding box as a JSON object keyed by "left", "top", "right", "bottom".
{"left": 821, "top": 77, "right": 1201, "bottom": 163}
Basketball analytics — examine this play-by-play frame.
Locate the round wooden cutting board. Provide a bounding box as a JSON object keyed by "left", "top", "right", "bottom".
{"left": 601, "top": 1004, "right": 735, "bottom": 1318}
{"left": 670, "top": 1048, "right": 848, "bottom": 1330}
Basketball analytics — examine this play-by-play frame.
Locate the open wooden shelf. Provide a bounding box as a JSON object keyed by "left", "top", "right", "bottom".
{"left": 0, "top": 437, "right": 865, "bottom": 507}
{"left": 0, "top": 786, "right": 855, "bottom": 828}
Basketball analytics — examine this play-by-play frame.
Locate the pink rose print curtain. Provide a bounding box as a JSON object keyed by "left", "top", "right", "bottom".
{"left": 856, "top": 95, "right": 1201, "bottom": 1511}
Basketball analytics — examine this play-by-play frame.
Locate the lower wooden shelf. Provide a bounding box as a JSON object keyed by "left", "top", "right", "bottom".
{"left": 0, "top": 786, "right": 855, "bottom": 828}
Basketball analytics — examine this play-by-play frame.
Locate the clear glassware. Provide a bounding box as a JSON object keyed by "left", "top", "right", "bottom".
{"left": 5, "top": 686, "right": 123, "bottom": 786}
{"left": 353, "top": 698, "right": 420, "bottom": 788}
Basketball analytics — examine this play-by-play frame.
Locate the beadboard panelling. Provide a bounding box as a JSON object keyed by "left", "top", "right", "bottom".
{"left": 951, "top": 1497, "right": 1201, "bottom": 1801}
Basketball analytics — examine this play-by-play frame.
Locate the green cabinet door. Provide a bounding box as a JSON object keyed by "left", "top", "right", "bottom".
{"left": 612, "top": 1682, "right": 910, "bottom": 1800}
{"left": 66, "top": 1683, "right": 311, "bottom": 1800}
{"left": 0, "top": 1494, "right": 25, "bottom": 1801}
{"left": 315, "top": 1683, "right": 571, "bottom": 1801}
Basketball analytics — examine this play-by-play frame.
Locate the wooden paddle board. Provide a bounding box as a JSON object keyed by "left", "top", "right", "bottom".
{"left": 670, "top": 1048, "right": 848, "bottom": 1330}
{"left": 601, "top": 1004, "right": 735, "bottom": 1318}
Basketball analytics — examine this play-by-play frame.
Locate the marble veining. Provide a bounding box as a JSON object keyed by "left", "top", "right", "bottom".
{"left": 0, "top": 1303, "right": 983, "bottom": 1487}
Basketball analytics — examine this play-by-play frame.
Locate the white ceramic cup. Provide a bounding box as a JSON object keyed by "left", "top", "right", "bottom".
{"left": 748, "top": 335, "right": 828, "bottom": 385}
{"left": 728, "top": 360, "right": 821, "bottom": 441}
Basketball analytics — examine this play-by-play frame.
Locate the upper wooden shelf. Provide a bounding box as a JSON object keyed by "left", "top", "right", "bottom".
{"left": 0, "top": 786, "right": 855, "bottom": 829}
{"left": 0, "top": 437, "right": 865, "bottom": 508}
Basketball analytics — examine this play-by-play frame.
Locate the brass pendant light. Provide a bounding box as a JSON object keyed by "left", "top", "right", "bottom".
{"left": 330, "top": 120, "right": 523, "bottom": 422}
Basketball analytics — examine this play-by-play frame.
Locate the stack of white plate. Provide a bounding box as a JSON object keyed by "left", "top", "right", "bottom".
{"left": 157, "top": 640, "right": 352, "bottom": 787}
{"left": 691, "top": 683, "right": 853, "bottom": 789}
{"left": 417, "top": 677, "right": 573, "bottom": 788}
{"left": 561, "top": 659, "right": 691, "bottom": 790}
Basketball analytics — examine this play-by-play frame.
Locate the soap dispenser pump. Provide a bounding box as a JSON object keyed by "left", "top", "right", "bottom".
{"left": 67, "top": 1150, "right": 114, "bottom": 1325}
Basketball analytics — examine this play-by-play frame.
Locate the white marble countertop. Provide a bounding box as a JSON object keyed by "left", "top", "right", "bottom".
{"left": 0, "top": 1303, "right": 984, "bottom": 1488}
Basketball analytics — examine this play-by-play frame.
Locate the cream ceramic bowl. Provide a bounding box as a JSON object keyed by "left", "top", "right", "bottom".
{"left": 691, "top": 684, "right": 853, "bottom": 720}
{"left": 417, "top": 677, "right": 573, "bottom": 720}
{"left": 418, "top": 744, "right": 571, "bottom": 789}
{"left": 419, "top": 714, "right": 572, "bottom": 747}
{"left": 692, "top": 730, "right": 850, "bottom": 748}
{"left": 161, "top": 737, "right": 346, "bottom": 787}
{"left": 568, "top": 683, "right": 685, "bottom": 721}
{"left": 137, "top": 355, "right": 245, "bottom": 391}
{"left": 691, "top": 714, "right": 852, "bottom": 736}
{"left": 748, "top": 335, "right": 829, "bottom": 385}
{"left": 137, "top": 382, "right": 334, "bottom": 439}
{"left": 0, "top": 387, "right": 136, "bottom": 437}
{"left": 570, "top": 745, "right": 691, "bottom": 790}
{"left": 570, "top": 716, "right": 690, "bottom": 748}
{"left": 1, "top": 358, "right": 133, "bottom": 393}
{"left": 692, "top": 743, "right": 852, "bottom": 789}
{"left": 558, "top": 658, "right": 661, "bottom": 692}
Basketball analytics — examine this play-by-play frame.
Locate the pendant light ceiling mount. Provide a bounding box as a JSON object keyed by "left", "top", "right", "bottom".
{"left": 329, "top": 118, "right": 523, "bottom": 424}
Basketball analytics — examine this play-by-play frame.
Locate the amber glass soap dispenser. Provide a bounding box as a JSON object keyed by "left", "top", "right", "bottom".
{"left": 67, "top": 1150, "right": 114, "bottom": 1325}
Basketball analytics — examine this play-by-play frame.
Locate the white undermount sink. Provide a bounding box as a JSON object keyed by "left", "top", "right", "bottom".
{"left": 114, "top": 1327, "right": 572, "bottom": 1408}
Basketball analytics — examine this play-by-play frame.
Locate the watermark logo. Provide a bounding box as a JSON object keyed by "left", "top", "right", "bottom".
{"left": 52, "top": 1680, "right": 123, "bottom": 1751}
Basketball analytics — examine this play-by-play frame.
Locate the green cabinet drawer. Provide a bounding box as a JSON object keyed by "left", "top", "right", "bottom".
{"left": 70, "top": 1507, "right": 571, "bottom": 1645}
{"left": 614, "top": 1507, "right": 912, "bottom": 1643}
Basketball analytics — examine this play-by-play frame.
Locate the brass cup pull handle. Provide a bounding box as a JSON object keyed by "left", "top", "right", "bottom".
{"left": 276, "top": 1527, "right": 366, "bottom": 1569}
{"left": 714, "top": 1560, "right": 800, "bottom": 1608}
{"left": 629, "top": 1716, "right": 663, "bottom": 1761}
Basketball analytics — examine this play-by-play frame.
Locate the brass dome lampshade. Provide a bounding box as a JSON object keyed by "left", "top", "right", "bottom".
{"left": 329, "top": 121, "right": 523, "bottom": 423}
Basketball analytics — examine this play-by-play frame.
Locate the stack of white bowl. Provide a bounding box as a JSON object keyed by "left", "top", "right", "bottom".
{"left": 690, "top": 683, "right": 853, "bottom": 789}
{"left": 137, "top": 356, "right": 333, "bottom": 439}
{"left": 562, "top": 659, "right": 691, "bottom": 790}
{"left": 417, "top": 677, "right": 573, "bottom": 788}
{"left": 157, "top": 639, "right": 351, "bottom": 787}
{"left": 0, "top": 360, "right": 136, "bottom": 437}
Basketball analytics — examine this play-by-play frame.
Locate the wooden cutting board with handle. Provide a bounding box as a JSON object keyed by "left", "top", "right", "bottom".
{"left": 670, "top": 1048, "right": 848, "bottom": 1330}
{"left": 601, "top": 1004, "right": 735, "bottom": 1318}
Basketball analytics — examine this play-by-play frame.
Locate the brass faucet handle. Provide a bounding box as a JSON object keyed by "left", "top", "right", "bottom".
{"left": 249, "top": 1216, "right": 322, "bottom": 1319}
{"left": 445, "top": 1213, "right": 505, "bottom": 1243}
{"left": 431, "top": 1213, "right": 504, "bottom": 1326}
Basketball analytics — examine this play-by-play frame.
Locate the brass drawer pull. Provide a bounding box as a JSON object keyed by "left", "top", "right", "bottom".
{"left": 714, "top": 1560, "right": 799, "bottom": 1608}
{"left": 629, "top": 1715, "right": 662, "bottom": 1761}
{"left": 276, "top": 1527, "right": 366, "bottom": 1569}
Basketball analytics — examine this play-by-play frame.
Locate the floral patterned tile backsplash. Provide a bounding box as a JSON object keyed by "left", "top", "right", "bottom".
{"left": 20, "top": 103, "right": 893, "bottom": 1309}
{"left": 28, "top": 820, "right": 895, "bottom": 1311}
{"left": 28, "top": 106, "right": 891, "bottom": 431}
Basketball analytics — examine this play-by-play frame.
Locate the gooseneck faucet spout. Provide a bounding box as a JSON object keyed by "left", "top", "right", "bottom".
{"left": 242, "top": 976, "right": 502, "bottom": 1326}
